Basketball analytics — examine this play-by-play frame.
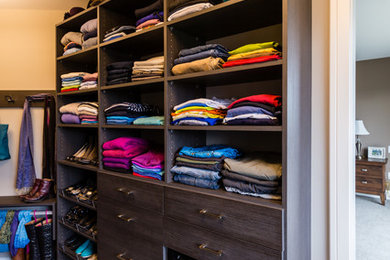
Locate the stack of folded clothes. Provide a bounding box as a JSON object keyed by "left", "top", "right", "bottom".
{"left": 80, "top": 18, "right": 98, "bottom": 49}
{"left": 80, "top": 72, "right": 98, "bottom": 90}
{"left": 135, "top": 0, "right": 163, "bottom": 22}
{"left": 222, "top": 152, "right": 282, "bottom": 200}
{"left": 103, "top": 25, "right": 136, "bottom": 42}
{"left": 102, "top": 137, "right": 149, "bottom": 173}
{"left": 133, "top": 116, "right": 164, "bottom": 125}
{"left": 132, "top": 56, "right": 164, "bottom": 81}
{"left": 78, "top": 102, "right": 98, "bottom": 124}
{"left": 60, "top": 72, "right": 86, "bottom": 92}
{"left": 223, "top": 42, "right": 282, "bottom": 68}
{"left": 104, "top": 102, "right": 157, "bottom": 125}
{"left": 60, "top": 102, "right": 82, "bottom": 124}
{"left": 61, "top": 32, "right": 83, "bottom": 56}
{"left": 132, "top": 149, "right": 164, "bottom": 180}
{"left": 106, "top": 61, "right": 133, "bottom": 85}
{"left": 223, "top": 94, "right": 281, "bottom": 125}
{"left": 171, "top": 145, "right": 240, "bottom": 190}
{"left": 171, "top": 98, "right": 233, "bottom": 126}
{"left": 171, "top": 44, "right": 228, "bottom": 75}
{"left": 136, "top": 11, "right": 163, "bottom": 31}
{"left": 168, "top": 0, "right": 223, "bottom": 21}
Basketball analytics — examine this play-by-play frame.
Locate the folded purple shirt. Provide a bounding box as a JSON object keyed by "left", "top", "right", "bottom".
{"left": 136, "top": 11, "right": 163, "bottom": 26}
{"left": 132, "top": 161, "right": 163, "bottom": 169}
{"left": 102, "top": 137, "right": 148, "bottom": 151}
{"left": 61, "top": 113, "right": 80, "bottom": 124}
{"left": 102, "top": 146, "right": 148, "bottom": 158}
{"left": 103, "top": 162, "right": 130, "bottom": 170}
{"left": 132, "top": 150, "right": 164, "bottom": 168}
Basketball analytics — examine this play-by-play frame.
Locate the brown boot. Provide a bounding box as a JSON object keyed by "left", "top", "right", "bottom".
{"left": 24, "top": 179, "right": 52, "bottom": 203}
{"left": 12, "top": 248, "right": 25, "bottom": 260}
{"left": 19, "top": 179, "right": 42, "bottom": 200}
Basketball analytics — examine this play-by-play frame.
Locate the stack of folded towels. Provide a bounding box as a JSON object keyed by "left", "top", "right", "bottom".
{"left": 103, "top": 25, "right": 136, "bottom": 42}
{"left": 61, "top": 32, "right": 83, "bottom": 56}
{"left": 106, "top": 61, "right": 133, "bottom": 85}
{"left": 132, "top": 56, "right": 164, "bottom": 81}
{"left": 171, "top": 44, "right": 228, "bottom": 75}
{"left": 136, "top": 11, "right": 163, "bottom": 31}
{"left": 223, "top": 42, "right": 282, "bottom": 68}
{"left": 223, "top": 94, "right": 281, "bottom": 125}
{"left": 80, "top": 72, "right": 98, "bottom": 90}
{"left": 171, "top": 98, "right": 232, "bottom": 126}
{"left": 132, "top": 149, "right": 164, "bottom": 180}
{"left": 222, "top": 152, "right": 282, "bottom": 200}
{"left": 168, "top": 0, "right": 223, "bottom": 21}
{"left": 59, "top": 102, "right": 99, "bottom": 124}
{"left": 104, "top": 102, "right": 158, "bottom": 125}
{"left": 135, "top": 0, "right": 163, "bottom": 31}
{"left": 171, "top": 145, "right": 240, "bottom": 190}
{"left": 60, "top": 72, "right": 86, "bottom": 92}
{"left": 80, "top": 18, "right": 98, "bottom": 49}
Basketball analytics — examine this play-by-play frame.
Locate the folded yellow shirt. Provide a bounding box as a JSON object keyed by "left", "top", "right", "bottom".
{"left": 172, "top": 112, "right": 225, "bottom": 121}
{"left": 227, "top": 48, "right": 281, "bottom": 61}
{"left": 174, "top": 106, "right": 225, "bottom": 114}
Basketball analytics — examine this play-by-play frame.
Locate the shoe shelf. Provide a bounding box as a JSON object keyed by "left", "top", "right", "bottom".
{"left": 59, "top": 219, "right": 97, "bottom": 243}
{"left": 59, "top": 193, "right": 96, "bottom": 211}
{"left": 58, "top": 160, "right": 99, "bottom": 173}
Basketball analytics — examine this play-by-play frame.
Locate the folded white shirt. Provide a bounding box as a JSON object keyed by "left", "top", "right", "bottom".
{"left": 168, "top": 3, "right": 213, "bottom": 21}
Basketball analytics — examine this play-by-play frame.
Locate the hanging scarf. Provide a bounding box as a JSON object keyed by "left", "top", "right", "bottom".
{"left": 14, "top": 210, "right": 31, "bottom": 249}
{"left": 9, "top": 211, "right": 19, "bottom": 257}
{"left": 0, "top": 211, "right": 15, "bottom": 244}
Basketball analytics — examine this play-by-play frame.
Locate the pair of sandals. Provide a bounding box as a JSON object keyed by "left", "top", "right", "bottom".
{"left": 66, "top": 138, "right": 98, "bottom": 166}
{"left": 64, "top": 183, "right": 98, "bottom": 206}
{"left": 64, "top": 206, "right": 90, "bottom": 227}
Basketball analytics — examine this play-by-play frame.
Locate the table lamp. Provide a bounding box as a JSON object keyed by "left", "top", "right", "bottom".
{"left": 355, "top": 120, "right": 370, "bottom": 159}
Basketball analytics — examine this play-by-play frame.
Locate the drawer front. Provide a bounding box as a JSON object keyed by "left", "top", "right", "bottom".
{"left": 98, "top": 172, "right": 163, "bottom": 213}
{"left": 356, "top": 165, "right": 383, "bottom": 178}
{"left": 98, "top": 225, "right": 163, "bottom": 260}
{"left": 164, "top": 218, "right": 281, "bottom": 260}
{"left": 98, "top": 198, "right": 163, "bottom": 242}
{"left": 164, "top": 187, "right": 283, "bottom": 251}
{"left": 356, "top": 176, "right": 383, "bottom": 191}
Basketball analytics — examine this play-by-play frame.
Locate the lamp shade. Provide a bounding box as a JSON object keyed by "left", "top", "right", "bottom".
{"left": 355, "top": 120, "right": 370, "bottom": 135}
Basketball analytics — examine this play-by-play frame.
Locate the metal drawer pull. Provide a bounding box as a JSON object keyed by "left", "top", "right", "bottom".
{"left": 361, "top": 181, "right": 368, "bottom": 184}
{"left": 116, "top": 253, "right": 133, "bottom": 260}
{"left": 116, "top": 187, "right": 133, "bottom": 196}
{"left": 117, "top": 214, "right": 134, "bottom": 222}
{"left": 198, "top": 244, "right": 223, "bottom": 256}
{"left": 361, "top": 168, "right": 368, "bottom": 172}
{"left": 199, "top": 209, "right": 224, "bottom": 220}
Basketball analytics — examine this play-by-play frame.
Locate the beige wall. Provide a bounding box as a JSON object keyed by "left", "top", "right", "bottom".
{"left": 356, "top": 57, "right": 390, "bottom": 176}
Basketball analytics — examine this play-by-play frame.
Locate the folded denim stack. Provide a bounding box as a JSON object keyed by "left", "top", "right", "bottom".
{"left": 80, "top": 19, "right": 98, "bottom": 49}
{"left": 171, "top": 98, "right": 232, "bottom": 126}
{"left": 60, "top": 72, "right": 86, "bottom": 92}
{"left": 80, "top": 72, "right": 98, "bottom": 90}
{"left": 103, "top": 25, "right": 136, "bottom": 42}
{"left": 104, "top": 102, "right": 158, "bottom": 125}
{"left": 102, "top": 137, "right": 149, "bottom": 173}
{"left": 61, "top": 32, "right": 83, "bottom": 56}
{"left": 132, "top": 150, "right": 164, "bottom": 180}
{"left": 171, "top": 145, "right": 240, "bottom": 190}
{"left": 132, "top": 56, "right": 164, "bottom": 81}
{"left": 222, "top": 152, "right": 282, "bottom": 200}
{"left": 171, "top": 44, "right": 228, "bottom": 75}
{"left": 168, "top": 0, "right": 223, "bottom": 21}
{"left": 106, "top": 61, "right": 133, "bottom": 85}
{"left": 136, "top": 11, "right": 163, "bottom": 31}
{"left": 78, "top": 102, "right": 98, "bottom": 124}
{"left": 223, "top": 42, "right": 282, "bottom": 68}
{"left": 223, "top": 94, "right": 282, "bottom": 125}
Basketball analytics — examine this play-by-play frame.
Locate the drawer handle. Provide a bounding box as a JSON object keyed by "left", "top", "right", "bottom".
{"left": 116, "top": 187, "right": 134, "bottom": 196}
{"left": 361, "top": 168, "right": 368, "bottom": 172}
{"left": 117, "top": 214, "right": 134, "bottom": 223}
{"left": 361, "top": 181, "right": 368, "bottom": 184}
{"left": 116, "top": 253, "right": 132, "bottom": 260}
{"left": 198, "top": 243, "right": 223, "bottom": 256}
{"left": 199, "top": 209, "right": 224, "bottom": 220}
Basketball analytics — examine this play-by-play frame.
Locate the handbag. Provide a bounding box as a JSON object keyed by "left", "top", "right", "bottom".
{"left": 0, "top": 124, "right": 10, "bottom": 160}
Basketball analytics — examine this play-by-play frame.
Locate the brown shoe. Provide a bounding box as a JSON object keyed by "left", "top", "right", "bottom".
{"left": 19, "top": 179, "right": 42, "bottom": 199}
{"left": 24, "top": 179, "right": 53, "bottom": 203}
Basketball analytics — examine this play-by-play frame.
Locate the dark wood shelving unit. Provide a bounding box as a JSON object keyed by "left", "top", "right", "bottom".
{"left": 55, "top": 0, "right": 311, "bottom": 259}
{"left": 58, "top": 194, "right": 96, "bottom": 211}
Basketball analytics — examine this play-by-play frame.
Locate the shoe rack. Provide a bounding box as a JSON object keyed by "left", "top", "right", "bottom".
{"left": 55, "top": 0, "right": 311, "bottom": 259}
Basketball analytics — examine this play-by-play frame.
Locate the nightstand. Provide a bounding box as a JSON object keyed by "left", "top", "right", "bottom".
{"left": 356, "top": 158, "right": 388, "bottom": 205}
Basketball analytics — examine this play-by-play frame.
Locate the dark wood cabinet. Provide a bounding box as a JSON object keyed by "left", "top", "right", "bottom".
{"left": 356, "top": 158, "right": 388, "bottom": 205}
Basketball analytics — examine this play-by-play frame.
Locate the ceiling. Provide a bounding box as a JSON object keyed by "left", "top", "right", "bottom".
{"left": 0, "top": 0, "right": 89, "bottom": 10}
{"left": 356, "top": 0, "right": 390, "bottom": 61}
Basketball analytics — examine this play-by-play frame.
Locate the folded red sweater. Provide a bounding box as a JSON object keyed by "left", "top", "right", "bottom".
{"left": 61, "top": 88, "right": 79, "bottom": 92}
{"left": 228, "top": 94, "right": 282, "bottom": 109}
{"left": 222, "top": 54, "right": 281, "bottom": 68}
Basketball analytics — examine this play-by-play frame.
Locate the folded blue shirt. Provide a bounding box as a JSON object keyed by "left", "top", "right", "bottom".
{"left": 133, "top": 171, "right": 163, "bottom": 180}
{"left": 174, "top": 49, "right": 230, "bottom": 65}
{"left": 179, "top": 144, "right": 240, "bottom": 159}
{"left": 174, "top": 174, "right": 220, "bottom": 190}
{"left": 132, "top": 164, "right": 164, "bottom": 175}
{"left": 172, "top": 117, "right": 221, "bottom": 126}
{"left": 179, "top": 44, "right": 229, "bottom": 57}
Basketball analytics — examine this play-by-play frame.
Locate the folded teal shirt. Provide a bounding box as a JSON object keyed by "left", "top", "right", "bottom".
{"left": 133, "top": 116, "right": 164, "bottom": 125}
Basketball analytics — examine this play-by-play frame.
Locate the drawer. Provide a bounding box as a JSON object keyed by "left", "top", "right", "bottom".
{"left": 356, "top": 165, "right": 383, "bottom": 178}
{"left": 98, "top": 198, "right": 163, "bottom": 242}
{"left": 164, "top": 218, "right": 281, "bottom": 260}
{"left": 98, "top": 224, "right": 163, "bottom": 260}
{"left": 164, "top": 187, "right": 283, "bottom": 251}
{"left": 356, "top": 176, "right": 383, "bottom": 191}
{"left": 98, "top": 172, "right": 163, "bottom": 213}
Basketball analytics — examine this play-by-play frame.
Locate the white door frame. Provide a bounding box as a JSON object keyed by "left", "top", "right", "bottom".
{"left": 329, "top": 0, "right": 356, "bottom": 259}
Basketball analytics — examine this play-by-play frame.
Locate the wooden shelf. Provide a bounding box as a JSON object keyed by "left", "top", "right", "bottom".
{"left": 59, "top": 194, "right": 96, "bottom": 211}
{"left": 58, "top": 160, "right": 99, "bottom": 172}
{"left": 57, "top": 88, "right": 98, "bottom": 96}
{"left": 102, "top": 124, "right": 164, "bottom": 130}
{"left": 58, "top": 124, "right": 99, "bottom": 128}
{"left": 59, "top": 220, "right": 96, "bottom": 242}
{"left": 0, "top": 196, "right": 56, "bottom": 207}
{"left": 168, "top": 125, "right": 282, "bottom": 132}
{"left": 101, "top": 78, "right": 164, "bottom": 92}
{"left": 57, "top": 46, "right": 98, "bottom": 63}
{"left": 98, "top": 169, "right": 165, "bottom": 187}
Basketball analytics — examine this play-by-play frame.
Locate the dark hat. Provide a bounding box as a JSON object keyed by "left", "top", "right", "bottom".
{"left": 64, "top": 7, "right": 85, "bottom": 20}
